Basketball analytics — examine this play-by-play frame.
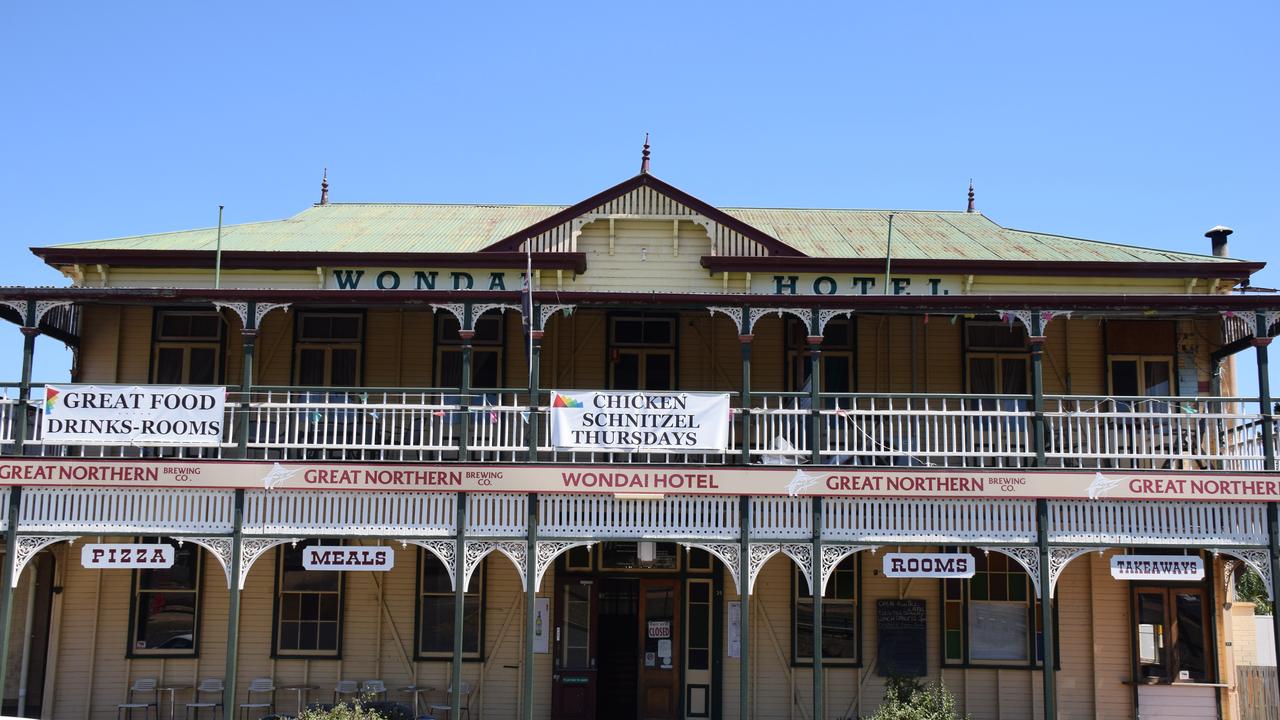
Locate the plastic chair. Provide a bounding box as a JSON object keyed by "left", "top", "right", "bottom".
{"left": 333, "top": 680, "right": 359, "bottom": 703}
{"left": 426, "top": 682, "right": 472, "bottom": 720}
{"left": 361, "top": 680, "right": 388, "bottom": 701}
{"left": 118, "top": 678, "right": 159, "bottom": 720}
{"left": 238, "top": 678, "right": 275, "bottom": 720}
{"left": 185, "top": 678, "right": 225, "bottom": 720}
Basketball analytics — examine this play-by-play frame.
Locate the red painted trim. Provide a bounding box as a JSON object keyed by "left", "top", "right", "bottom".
{"left": 30, "top": 248, "right": 589, "bottom": 274}
{"left": 479, "top": 173, "right": 805, "bottom": 257}
{"left": 700, "top": 255, "right": 1265, "bottom": 280}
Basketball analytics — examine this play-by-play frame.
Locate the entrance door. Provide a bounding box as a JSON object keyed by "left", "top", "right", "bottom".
{"left": 552, "top": 578, "right": 598, "bottom": 720}
{"left": 639, "top": 578, "right": 680, "bottom": 720}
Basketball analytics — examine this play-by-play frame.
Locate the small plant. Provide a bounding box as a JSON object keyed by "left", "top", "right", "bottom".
{"left": 864, "top": 678, "right": 970, "bottom": 720}
{"left": 297, "top": 697, "right": 414, "bottom": 720}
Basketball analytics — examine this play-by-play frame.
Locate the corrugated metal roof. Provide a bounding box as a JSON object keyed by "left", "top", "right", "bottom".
{"left": 43, "top": 202, "right": 1243, "bottom": 264}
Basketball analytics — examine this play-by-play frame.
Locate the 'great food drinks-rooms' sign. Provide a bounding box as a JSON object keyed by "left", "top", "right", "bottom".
{"left": 41, "top": 385, "right": 226, "bottom": 446}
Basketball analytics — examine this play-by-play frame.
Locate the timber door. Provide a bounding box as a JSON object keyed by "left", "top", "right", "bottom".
{"left": 553, "top": 577, "right": 598, "bottom": 720}
{"left": 639, "top": 578, "right": 681, "bottom": 720}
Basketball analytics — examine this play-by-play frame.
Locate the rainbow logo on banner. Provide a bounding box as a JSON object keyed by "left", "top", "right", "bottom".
{"left": 44, "top": 387, "right": 60, "bottom": 414}
{"left": 551, "top": 392, "right": 583, "bottom": 408}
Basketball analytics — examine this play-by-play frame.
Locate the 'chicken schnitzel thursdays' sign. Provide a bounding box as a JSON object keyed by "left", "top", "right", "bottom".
{"left": 548, "top": 391, "right": 730, "bottom": 452}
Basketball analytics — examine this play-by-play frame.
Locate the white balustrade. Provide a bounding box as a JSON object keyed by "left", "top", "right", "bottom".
{"left": 18, "top": 487, "right": 234, "bottom": 534}
{"left": 1049, "top": 500, "right": 1267, "bottom": 547}
{"left": 538, "top": 494, "right": 739, "bottom": 539}
{"left": 244, "top": 489, "right": 456, "bottom": 536}
{"left": 823, "top": 497, "right": 1037, "bottom": 544}
{"left": 466, "top": 492, "right": 528, "bottom": 536}
{"left": 750, "top": 496, "right": 811, "bottom": 539}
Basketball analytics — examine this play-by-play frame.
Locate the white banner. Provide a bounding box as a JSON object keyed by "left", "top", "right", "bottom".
{"left": 41, "top": 385, "right": 226, "bottom": 446}
{"left": 81, "top": 543, "right": 175, "bottom": 569}
{"left": 1110, "top": 555, "right": 1204, "bottom": 581}
{"left": 882, "top": 552, "right": 976, "bottom": 579}
{"left": 302, "top": 546, "right": 395, "bottom": 571}
{"left": 549, "top": 391, "right": 730, "bottom": 452}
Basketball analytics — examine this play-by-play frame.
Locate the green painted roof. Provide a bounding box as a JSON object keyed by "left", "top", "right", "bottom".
{"left": 42, "top": 201, "right": 1244, "bottom": 265}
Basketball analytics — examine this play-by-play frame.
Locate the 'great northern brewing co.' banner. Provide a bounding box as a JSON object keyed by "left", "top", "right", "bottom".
{"left": 41, "top": 384, "right": 226, "bottom": 446}
{"left": 549, "top": 390, "right": 730, "bottom": 452}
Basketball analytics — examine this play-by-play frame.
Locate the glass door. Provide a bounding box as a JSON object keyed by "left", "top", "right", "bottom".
{"left": 553, "top": 578, "right": 598, "bottom": 720}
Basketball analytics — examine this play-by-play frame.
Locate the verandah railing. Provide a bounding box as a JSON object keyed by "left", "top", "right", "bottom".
{"left": 0, "top": 384, "right": 1271, "bottom": 470}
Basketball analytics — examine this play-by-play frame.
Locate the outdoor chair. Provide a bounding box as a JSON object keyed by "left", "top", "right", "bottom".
{"left": 426, "top": 681, "right": 472, "bottom": 720}
{"left": 185, "top": 678, "right": 225, "bottom": 720}
{"left": 117, "top": 678, "right": 159, "bottom": 720}
{"left": 238, "top": 678, "right": 275, "bottom": 720}
{"left": 333, "top": 680, "right": 359, "bottom": 703}
{"left": 361, "top": 680, "right": 388, "bottom": 701}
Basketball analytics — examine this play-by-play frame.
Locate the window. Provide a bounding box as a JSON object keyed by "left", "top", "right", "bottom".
{"left": 965, "top": 322, "right": 1029, "bottom": 409}
{"left": 786, "top": 316, "right": 856, "bottom": 394}
{"left": 153, "top": 311, "right": 222, "bottom": 384}
{"left": 1110, "top": 356, "right": 1174, "bottom": 399}
{"left": 942, "top": 549, "right": 1045, "bottom": 666}
{"left": 275, "top": 540, "right": 343, "bottom": 657}
{"left": 794, "top": 555, "right": 859, "bottom": 664}
{"left": 1133, "top": 585, "right": 1211, "bottom": 682}
{"left": 609, "top": 315, "right": 676, "bottom": 390}
{"left": 130, "top": 538, "right": 201, "bottom": 656}
{"left": 417, "top": 551, "right": 483, "bottom": 659}
{"left": 435, "top": 314, "right": 503, "bottom": 388}
{"left": 294, "top": 313, "right": 363, "bottom": 386}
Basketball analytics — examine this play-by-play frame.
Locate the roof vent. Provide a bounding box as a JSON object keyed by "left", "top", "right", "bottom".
{"left": 1205, "top": 225, "right": 1233, "bottom": 257}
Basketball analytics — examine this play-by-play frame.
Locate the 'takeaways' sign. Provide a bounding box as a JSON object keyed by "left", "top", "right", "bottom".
{"left": 81, "top": 543, "right": 175, "bottom": 569}
{"left": 1110, "top": 555, "right": 1204, "bottom": 581}
{"left": 548, "top": 391, "right": 730, "bottom": 452}
{"left": 882, "top": 552, "right": 976, "bottom": 579}
{"left": 41, "top": 385, "right": 226, "bottom": 446}
{"left": 302, "top": 546, "right": 395, "bottom": 571}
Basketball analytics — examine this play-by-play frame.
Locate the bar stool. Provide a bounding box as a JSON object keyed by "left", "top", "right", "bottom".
{"left": 333, "top": 680, "right": 359, "bottom": 704}
{"left": 118, "top": 678, "right": 160, "bottom": 720}
{"left": 360, "top": 680, "right": 387, "bottom": 701}
{"left": 238, "top": 678, "right": 275, "bottom": 720}
{"left": 185, "top": 679, "right": 224, "bottom": 720}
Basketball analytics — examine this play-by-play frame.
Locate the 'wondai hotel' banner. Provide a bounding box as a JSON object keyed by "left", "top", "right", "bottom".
{"left": 41, "top": 385, "right": 226, "bottom": 446}
{"left": 549, "top": 390, "right": 730, "bottom": 452}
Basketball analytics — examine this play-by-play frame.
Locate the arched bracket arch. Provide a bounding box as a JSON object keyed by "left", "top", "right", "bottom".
{"left": 239, "top": 538, "right": 302, "bottom": 590}
{"left": 464, "top": 540, "right": 527, "bottom": 591}
{"left": 1212, "top": 548, "right": 1272, "bottom": 600}
{"left": 707, "top": 307, "right": 744, "bottom": 334}
{"left": 400, "top": 539, "right": 458, "bottom": 590}
{"left": 534, "top": 540, "right": 596, "bottom": 591}
{"left": 1047, "top": 546, "right": 1094, "bottom": 598}
{"left": 980, "top": 546, "right": 1041, "bottom": 598}
{"left": 747, "top": 543, "right": 813, "bottom": 596}
{"left": 748, "top": 308, "right": 812, "bottom": 335}
{"left": 429, "top": 303, "right": 467, "bottom": 328}
{"left": 12, "top": 536, "right": 73, "bottom": 587}
{"left": 539, "top": 305, "right": 575, "bottom": 331}
{"left": 820, "top": 544, "right": 873, "bottom": 596}
{"left": 472, "top": 304, "right": 521, "bottom": 324}
{"left": 679, "top": 543, "right": 744, "bottom": 594}
{"left": 182, "top": 537, "right": 234, "bottom": 588}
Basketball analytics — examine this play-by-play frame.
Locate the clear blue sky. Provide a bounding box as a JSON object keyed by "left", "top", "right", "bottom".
{"left": 1, "top": 1, "right": 1276, "bottom": 392}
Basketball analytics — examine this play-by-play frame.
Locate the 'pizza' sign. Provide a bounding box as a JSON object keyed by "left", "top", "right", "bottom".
{"left": 81, "top": 543, "right": 175, "bottom": 569}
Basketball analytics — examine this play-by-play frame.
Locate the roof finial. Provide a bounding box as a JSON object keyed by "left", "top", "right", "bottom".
{"left": 640, "top": 133, "right": 651, "bottom": 174}
{"left": 320, "top": 168, "right": 329, "bottom": 205}
{"left": 966, "top": 179, "right": 975, "bottom": 213}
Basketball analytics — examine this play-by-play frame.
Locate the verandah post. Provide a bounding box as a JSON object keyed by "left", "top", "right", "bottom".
{"left": 811, "top": 496, "right": 823, "bottom": 720}
{"left": 235, "top": 301, "right": 257, "bottom": 458}
{"left": 740, "top": 308, "right": 752, "bottom": 466}
{"left": 522, "top": 492, "right": 537, "bottom": 720}
{"left": 14, "top": 301, "right": 37, "bottom": 455}
{"left": 0, "top": 487, "right": 23, "bottom": 706}
{"left": 527, "top": 325, "right": 542, "bottom": 461}
{"left": 1255, "top": 313, "right": 1279, "bottom": 705}
{"left": 1029, "top": 312, "right": 1046, "bottom": 466}
{"left": 738, "top": 496, "right": 750, "bottom": 720}
{"left": 807, "top": 315, "right": 823, "bottom": 466}
{"left": 1029, "top": 312, "right": 1056, "bottom": 720}
{"left": 451, "top": 492, "right": 468, "bottom": 717}
{"left": 223, "top": 489, "right": 245, "bottom": 715}
{"left": 459, "top": 304, "right": 474, "bottom": 459}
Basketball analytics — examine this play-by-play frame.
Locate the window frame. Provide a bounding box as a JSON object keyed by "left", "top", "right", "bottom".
{"left": 784, "top": 315, "right": 857, "bottom": 393}
{"left": 940, "top": 548, "right": 1058, "bottom": 670}
{"left": 1128, "top": 557, "right": 1216, "bottom": 684}
{"left": 606, "top": 313, "right": 679, "bottom": 391}
{"left": 434, "top": 313, "right": 505, "bottom": 389}
{"left": 292, "top": 311, "right": 365, "bottom": 387}
{"left": 150, "top": 309, "right": 226, "bottom": 385}
{"left": 1107, "top": 355, "right": 1176, "bottom": 397}
{"left": 271, "top": 539, "right": 346, "bottom": 659}
{"left": 790, "top": 553, "right": 861, "bottom": 667}
{"left": 414, "top": 549, "right": 486, "bottom": 661}
{"left": 126, "top": 536, "right": 204, "bottom": 658}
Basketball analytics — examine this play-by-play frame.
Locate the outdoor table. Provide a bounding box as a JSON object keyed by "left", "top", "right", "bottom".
{"left": 280, "top": 685, "right": 320, "bottom": 716}
{"left": 398, "top": 686, "right": 434, "bottom": 717}
{"left": 157, "top": 685, "right": 193, "bottom": 720}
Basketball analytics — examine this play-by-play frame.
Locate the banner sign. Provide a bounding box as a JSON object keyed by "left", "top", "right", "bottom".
{"left": 548, "top": 391, "right": 730, "bottom": 452}
{"left": 1110, "top": 555, "right": 1204, "bottom": 581}
{"left": 1, "top": 458, "right": 1280, "bottom": 502}
{"left": 41, "top": 385, "right": 226, "bottom": 446}
{"left": 883, "top": 553, "right": 975, "bottom": 579}
{"left": 81, "top": 543, "right": 174, "bottom": 569}
{"left": 302, "top": 546, "right": 395, "bottom": 571}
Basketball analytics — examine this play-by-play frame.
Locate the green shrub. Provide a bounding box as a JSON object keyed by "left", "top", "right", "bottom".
{"left": 297, "top": 698, "right": 414, "bottom": 720}
{"left": 864, "top": 678, "right": 970, "bottom": 720}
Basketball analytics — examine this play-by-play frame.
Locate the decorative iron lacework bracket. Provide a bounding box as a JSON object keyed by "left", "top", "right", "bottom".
{"left": 182, "top": 537, "right": 234, "bottom": 588}
{"left": 212, "top": 302, "right": 290, "bottom": 330}
{"left": 472, "top": 304, "right": 521, "bottom": 324}
{"left": 747, "top": 542, "right": 813, "bottom": 596}
{"left": 464, "top": 540, "right": 527, "bottom": 591}
{"left": 34, "top": 300, "right": 73, "bottom": 327}
{"left": 707, "top": 307, "right": 744, "bottom": 333}
{"left": 817, "top": 309, "right": 854, "bottom": 336}
{"left": 1212, "top": 547, "right": 1272, "bottom": 600}
{"left": 679, "top": 542, "right": 744, "bottom": 594}
{"left": 399, "top": 539, "right": 458, "bottom": 590}
{"left": 534, "top": 540, "right": 595, "bottom": 591}
{"left": 980, "top": 546, "right": 1042, "bottom": 598}
{"left": 238, "top": 537, "right": 302, "bottom": 590}
{"left": 0, "top": 300, "right": 27, "bottom": 323}
{"left": 12, "top": 536, "right": 71, "bottom": 587}
{"left": 538, "top": 304, "right": 575, "bottom": 331}
{"left": 747, "top": 308, "right": 812, "bottom": 335}
{"left": 820, "top": 544, "right": 873, "bottom": 596}
{"left": 998, "top": 310, "right": 1072, "bottom": 337}
{"left": 1047, "top": 546, "right": 1093, "bottom": 598}
{"left": 429, "top": 303, "right": 467, "bottom": 328}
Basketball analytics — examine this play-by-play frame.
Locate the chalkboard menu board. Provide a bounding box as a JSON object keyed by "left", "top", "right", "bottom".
{"left": 876, "top": 599, "right": 927, "bottom": 677}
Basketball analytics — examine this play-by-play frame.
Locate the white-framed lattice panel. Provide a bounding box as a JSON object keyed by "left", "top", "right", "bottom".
{"left": 466, "top": 492, "right": 528, "bottom": 536}
{"left": 18, "top": 487, "right": 234, "bottom": 534}
{"left": 538, "top": 494, "right": 739, "bottom": 539}
{"left": 1049, "top": 500, "right": 1267, "bottom": 547}
{"left": 244, "top": 490, "right": 456, "bottom": 536}
{"left": 750, "top": 496, "right": 811, "bottom": 539}
{"left": 823, "top": 498, "right": 1037, "bottom": 544}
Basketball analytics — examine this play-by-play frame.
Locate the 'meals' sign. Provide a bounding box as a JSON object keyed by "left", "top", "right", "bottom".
{"left": 81, "top": 543, "right": 175, "bottom": 569}
{"left": 302, "top": 546, "right": 395, "bottom": 571}
{"left": 548, "top": 391, "right": 730, "bottom": 452}
{"left": 41, "top": 385, "right": 225, "bottom": 446}
{"left": 1110, "top": 555, "right": 1204, "bottom": 581}
{"left": 882, "top": 552, "right": 975, "bottom": 579}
